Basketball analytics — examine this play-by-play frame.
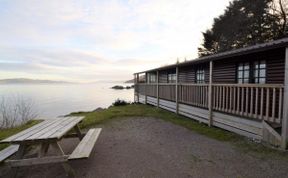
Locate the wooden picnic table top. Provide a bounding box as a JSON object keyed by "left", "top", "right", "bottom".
{"left": 0, "top": 116, "right": 84, "bottom": 144}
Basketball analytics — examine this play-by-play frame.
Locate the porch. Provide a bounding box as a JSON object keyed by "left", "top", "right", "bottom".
{"left": 134, "top": 40, "right": 288, "bottom": 149}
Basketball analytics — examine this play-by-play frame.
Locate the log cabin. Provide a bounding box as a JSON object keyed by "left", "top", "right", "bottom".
{"left": 134, "top": 38, "right": 288, "bottom": 149}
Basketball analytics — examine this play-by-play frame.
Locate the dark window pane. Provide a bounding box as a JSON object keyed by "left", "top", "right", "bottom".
{"left": 244, "top": 71, "right": 249, "bottom": 78}
{"left": 244, "top": 63, "right": 249, "bottom": 70}
{"left": 254, "top": 70, "right": 258, "bottom": 77}
{"left": 259, "top": 69, "right": 265, "bottom": 77}
{"left": 259, "top": 78, "right": 265, "bottom": 84}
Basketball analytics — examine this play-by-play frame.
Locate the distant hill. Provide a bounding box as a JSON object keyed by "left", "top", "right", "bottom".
{"left": 0, "top": 78, "right": 72, "bottom": 84}
{"left": 125, "top": 75, "right": 145, "bottom": 83}
{"left": 124, "top": 79, "right": 134, "bottom": 83}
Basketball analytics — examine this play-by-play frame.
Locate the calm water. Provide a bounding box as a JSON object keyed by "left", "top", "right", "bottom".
{"left": 0, "top": 83, "right": 134, "bottom": 119}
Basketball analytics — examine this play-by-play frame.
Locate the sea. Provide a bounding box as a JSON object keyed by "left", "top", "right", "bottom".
{"left": 0, "top": 83, "right": 134, "bottom": 119}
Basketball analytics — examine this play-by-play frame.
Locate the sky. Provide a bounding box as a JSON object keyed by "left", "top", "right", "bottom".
{"left": 0, "top": 0, "right": 232, "bottom": 82}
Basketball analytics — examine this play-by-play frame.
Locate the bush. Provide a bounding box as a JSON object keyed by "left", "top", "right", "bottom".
{"left": 111, "top": 99, "right": 131, "bottom": 106}
{"left": 0, "top": 96, "right": 38, "bottom": 128}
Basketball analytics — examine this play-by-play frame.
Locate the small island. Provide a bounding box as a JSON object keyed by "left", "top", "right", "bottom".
{"left": 111, "top": 85, "right": 134, "bottom": 90}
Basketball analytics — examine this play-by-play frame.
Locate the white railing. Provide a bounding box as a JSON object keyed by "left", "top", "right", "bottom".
{"left": 212, "top": 84, "right": 283, "bottom": 124}
{"left": 135, "top": 83, "right": 284, "bottom": 124}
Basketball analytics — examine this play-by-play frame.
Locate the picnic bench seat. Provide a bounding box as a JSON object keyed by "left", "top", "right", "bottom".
{"left": 0, "top": 117, "right": 102, "bottom": 177}
{"left": 0, "top": 145, "right": 19, "bottom": 163}
{"left": 69, "top": 128, "right": 102, "bottom": 160}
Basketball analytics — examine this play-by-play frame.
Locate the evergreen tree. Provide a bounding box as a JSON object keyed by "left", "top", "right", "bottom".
{"left": 198, "top": 0, "right": 286, "bottom": 57}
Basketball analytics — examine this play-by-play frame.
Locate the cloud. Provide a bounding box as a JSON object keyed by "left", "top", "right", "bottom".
{"left": 0, "top": 0, "right": 232, "bottom": 81}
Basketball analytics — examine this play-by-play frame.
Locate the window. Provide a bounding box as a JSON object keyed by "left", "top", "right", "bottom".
{"left": 254, "top": 60, "right": 266, "bottom": 84}
{"left": 168, "top": 73, "right": 176, "bottom": 83}
{"left": 237, "top": 60, "right": 266, "bottom": 84}
{"left": 237, "top": 62, "right": 250, "bottom": 84}
{"left": 149, "top": 73, "right": 157, "bottom": 83}
{"left": 196, "top": 69, "right": 205, "bottom": 83}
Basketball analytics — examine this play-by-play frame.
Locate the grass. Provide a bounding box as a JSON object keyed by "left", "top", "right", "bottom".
{"left": 71, "top": 104, "right": 288, "bottom": 159}
{"left": 0, "top": 120, "right": 41, "bottom": 150}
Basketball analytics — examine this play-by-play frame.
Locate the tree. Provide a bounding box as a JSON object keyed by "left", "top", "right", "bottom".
{"left": 270, "top": 0, "right": 288, "bottom": 38}
{"left": 198, "top": 0, "right": 287, "bottom": 57}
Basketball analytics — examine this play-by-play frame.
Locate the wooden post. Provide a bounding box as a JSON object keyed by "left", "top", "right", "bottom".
{"left": 157, "top": 71, "right": 159, "bottom": 108}
{"left": 145, "top": 73, "right": 147, "bottom": 104}
{"left": 176, "top": 67, "right": 179, "bottom": 114}
{"left": 134, "top": 74, "right": 136, "bottom": 103}
{"left": 281, "top": 47, "right": 288, "bottom": 149}
{"left": 208, "top": 61, "right": 213, "bottom": 127}
{"left": 137, "top": 74, "right": 139, "bottom": 103}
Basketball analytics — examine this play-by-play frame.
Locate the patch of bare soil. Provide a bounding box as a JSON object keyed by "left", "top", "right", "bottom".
{"left": 11, "top": 117, "right": 288, "bottom": 178}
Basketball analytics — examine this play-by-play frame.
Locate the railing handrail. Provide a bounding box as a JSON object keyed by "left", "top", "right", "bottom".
{"left": 136, "top": 83, "right": 284, "bottom": 88}
{"left": 212, "top": 83, "right": 284, "bottom": 88}
{"left": 178, "top": 83, "right": 209, "bottom": 86}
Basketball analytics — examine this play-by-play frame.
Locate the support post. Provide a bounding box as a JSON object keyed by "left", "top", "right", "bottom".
{"left": 145, "top": 73, "right": 147, "bottom": 104}
{"left": 134, "top": 74, "right": 136, "bottom": 103}
{"left": 157, "top": 71, "right": 159, "bottom": 108}
{"left": 281, "top": 47, "right": 288, "bottom": 149}
{"left": 137, "top": 74, "right": 139, "bottom": 103}
{"left": 208, "top": 61, "right": 213, "bottom": 127}
{"left": 176, "top": 67, "right": 179, "bottom": 114}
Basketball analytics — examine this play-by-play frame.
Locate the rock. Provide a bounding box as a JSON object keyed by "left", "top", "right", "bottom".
{"left": 111, "top": 85, "right": 124, "bottom": 89}
{"left": 93, "top": 107, "right": 104, "bottom": 112}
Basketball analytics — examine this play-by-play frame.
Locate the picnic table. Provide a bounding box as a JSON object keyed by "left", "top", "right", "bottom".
{"left": 0, "top": 116, "right": 102, "bottom": 177}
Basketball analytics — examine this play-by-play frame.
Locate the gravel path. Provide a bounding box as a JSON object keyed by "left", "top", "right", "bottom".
{"left": 13, "top": 117, "right": 288, "bottom": 178}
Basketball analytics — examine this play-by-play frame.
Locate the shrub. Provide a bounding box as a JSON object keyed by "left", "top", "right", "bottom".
{"left": 0, "top": 96, "right": 38, "bottom": 128}
{"left": 112, "top": 99, "right": 131, "bottom": 106}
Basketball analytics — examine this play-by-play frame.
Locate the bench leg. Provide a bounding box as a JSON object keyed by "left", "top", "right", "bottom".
{"left": 38, "top": 143, "right": 49, "bottom": 157}
{"left": 10, "top": 143, "right": 27, "bottom": 178}
{"left": 73, "top": 125, "right": 84, "bottom": 140}
{"left": 51, "top": 142, "right": 76, "bottom": 178}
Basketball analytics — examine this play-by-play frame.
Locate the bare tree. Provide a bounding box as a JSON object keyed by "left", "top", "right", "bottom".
{"left": 270, "top": 0, "right": 288, "bottom": 37}
{"left": 0, "top": 96, "right": 38, "bottom": 128}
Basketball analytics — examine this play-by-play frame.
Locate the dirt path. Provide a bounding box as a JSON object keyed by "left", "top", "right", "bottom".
{"left": 14, "top": 117, "right": 288, "bottom": 178}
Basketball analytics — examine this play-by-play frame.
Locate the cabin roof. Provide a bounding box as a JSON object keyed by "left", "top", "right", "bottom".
{"left": 135, "top": 37, "right": 288, "bottom": 74}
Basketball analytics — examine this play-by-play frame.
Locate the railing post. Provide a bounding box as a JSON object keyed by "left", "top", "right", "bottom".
{"left": 157, "top": 71, "right": 159, "bottom": 108}
{"left": 208, "top": 61, "right": 213, "bottom": 127}
{"left": 145, "top": 73, "right": 147, "bottom": 104}
{"left": 137, "top": 74, "right": 139, "bottom": 103}
{"left": 281, "top": 47, "right": 288, "bottom": 149}
{"left": 134, "top": 74, "right": 136, "bottom": 103}
{"left": 176, "top": 67, "right": 179, "bottom": 114}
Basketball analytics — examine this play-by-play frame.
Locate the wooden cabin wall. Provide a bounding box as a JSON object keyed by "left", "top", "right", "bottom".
{"left": 178, "top": 66, "right": 195, "bottom": 83}
{"left": 213, "top": 60, "right": 236, "bottom": 83}
{"left": 213, "top": 48, "right": 285, "bottom": 84}
{"left": 178, "top": 63, "right": 210, "bottom": 83}
{"left": 266, "top": 48, "right": 285, "bottom": 84}
{"left": 159, "top": 71, "right": 168, "bottom": 83}
{"left": 158, "top": 69, "right": 176, "bottom": 83}
{"left": 149, "top": 47, "right": 285, "bottom": 84}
